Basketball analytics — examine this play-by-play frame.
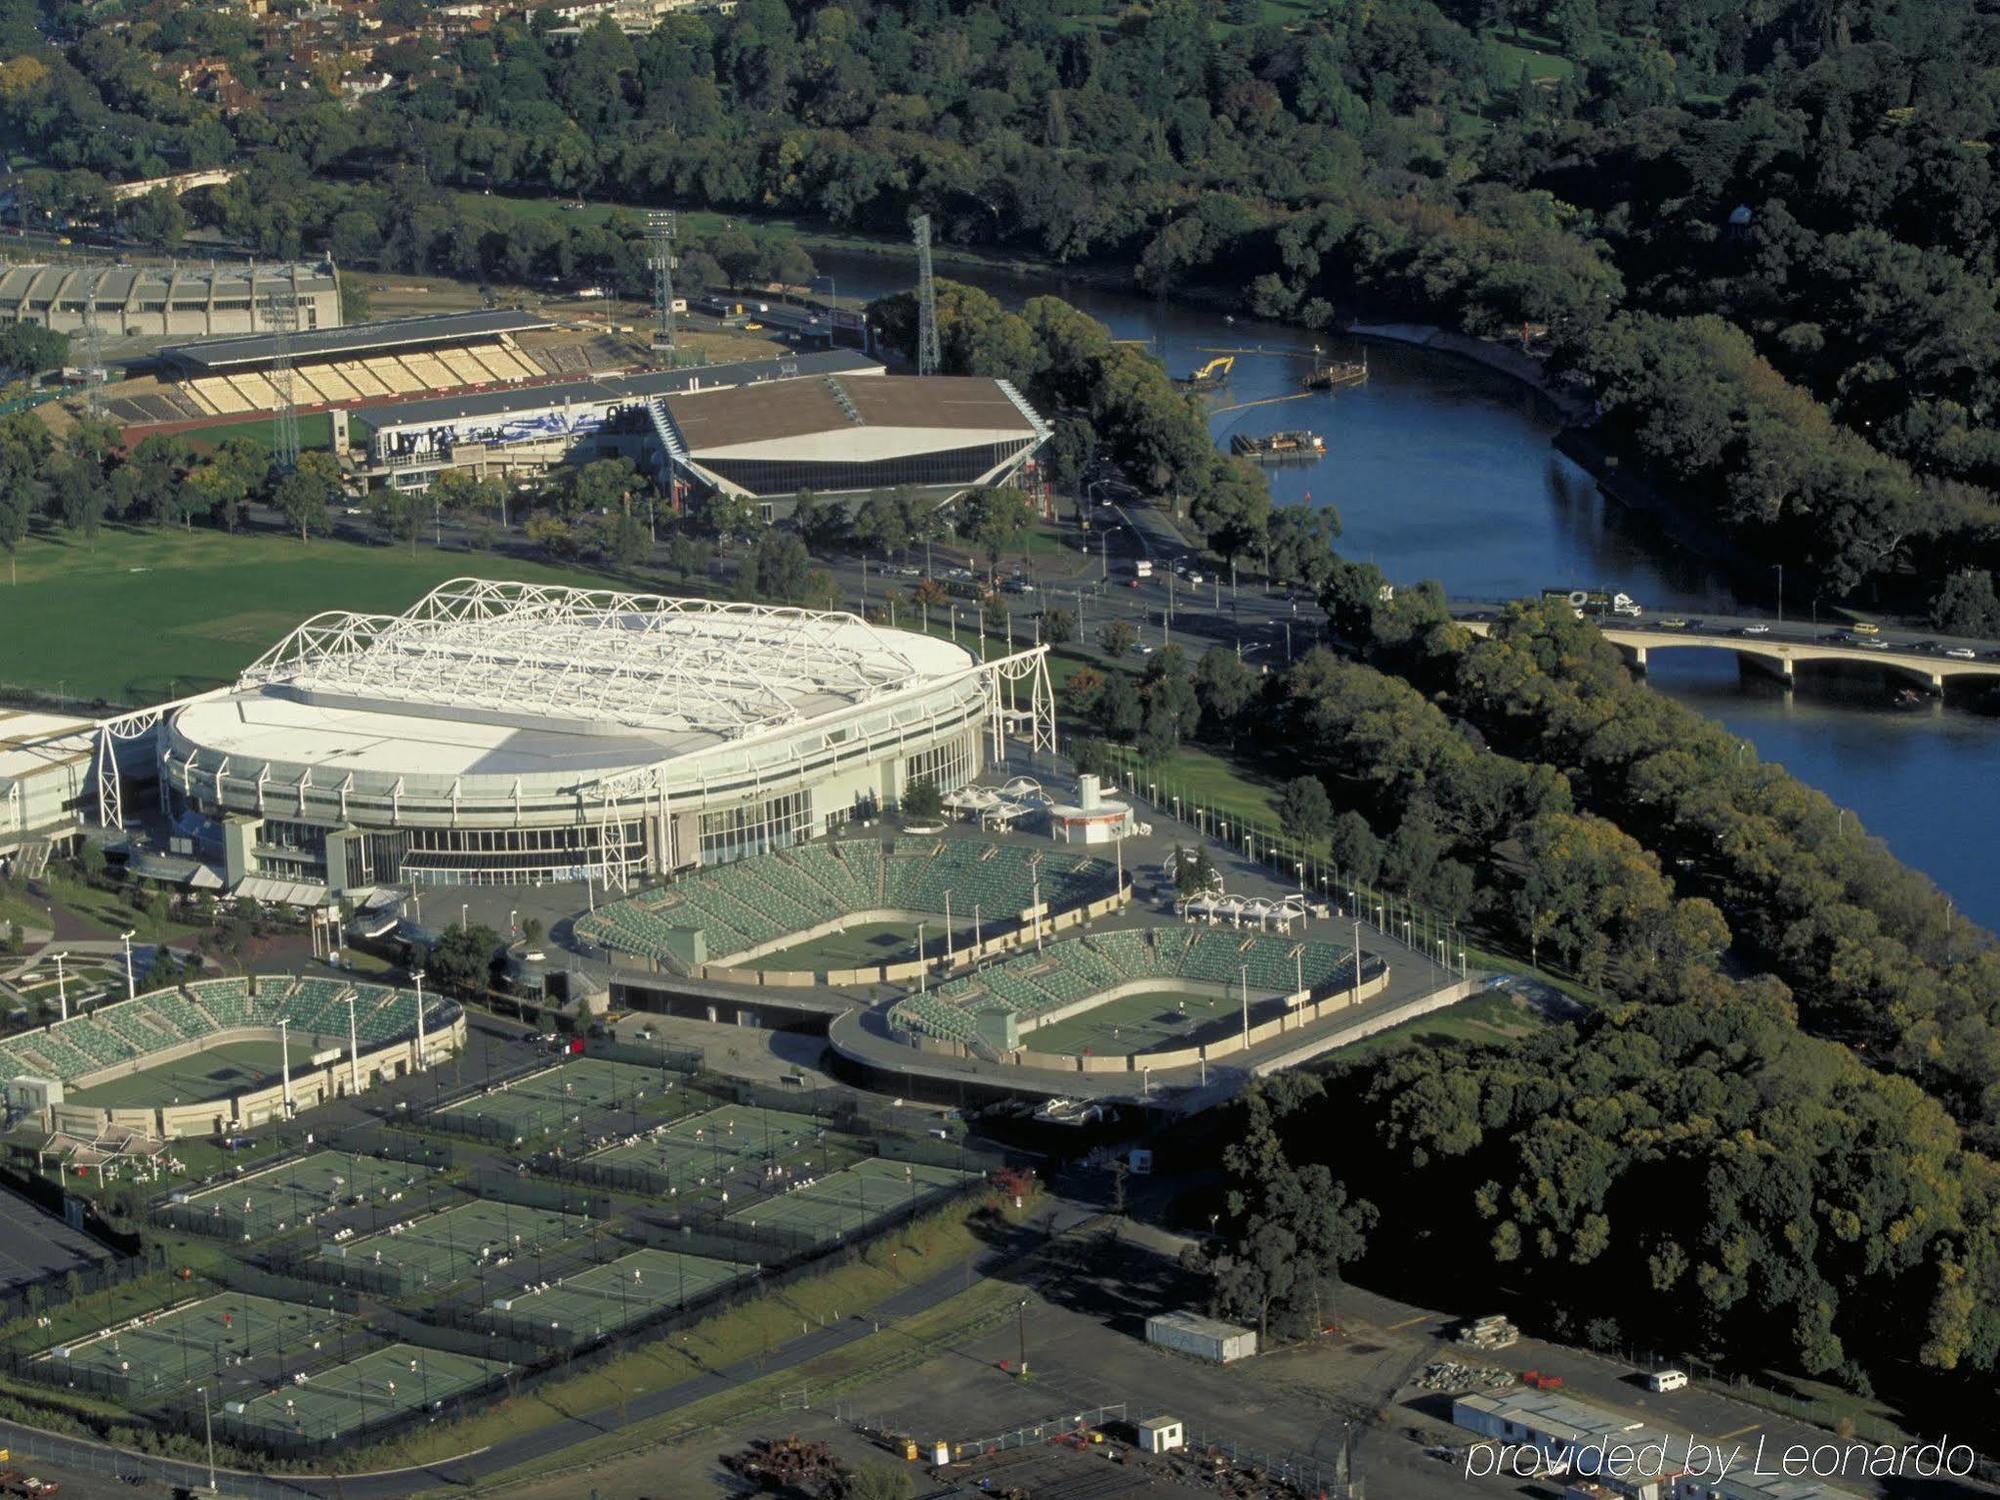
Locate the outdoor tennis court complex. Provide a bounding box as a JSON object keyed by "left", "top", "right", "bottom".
{"left": 434, "top": 1055, "right": 682, "bottom": 1141}
{"left": 219, "top": 1342, "right": 512, "bottom": 1445}
{"left": 41, "top": 1291, "right": 347, "bottom": 1398}
{"left": 170, "top": 1151, "right": 439, "bottom": 1240}
{"left": 728, "top": 1157, "right": 974, "bottom": 1244}
{"left": 488, "top": 1246, "right": 746, "bottom": 1339}
{"left": 584, "top": 1103, "right": 827, "bottom": 1192}
{"left": 311, "top": 1199, "right": 591, "bottom": 1293}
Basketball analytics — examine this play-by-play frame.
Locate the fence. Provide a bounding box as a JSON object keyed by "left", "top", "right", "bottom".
{"left": 0, "top": 1248, "right": 158, "bottom": 1332}
{"left": 0, "top": 1418, "right": 316, "bottom": 1500}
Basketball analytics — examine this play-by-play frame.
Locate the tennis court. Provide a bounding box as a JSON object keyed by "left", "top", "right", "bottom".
{"left": 726, "top": 1157, "right": 976, "bottom": 1243}
{"left": 752, "top": 920, "right": 976, "bottom": 971}
{"left": 227, "top": 1342, "right": 512, "bottom": 1443}
{"left": 586, "top": 1104, "right": 825, "bottom": 1188}
{"left": 436, "top": 1057, "right": 677, "bottom": 1139}
{"left": 310, "top": 1199, "right": 591, "bottom": 1292}
{"left": 180, "top": 1152, "right": 437, "bottom": 1240}
{"left": 488, "top": 1247, "right": 745, "bottom": 1337}
{"left": 1028, "top": 987, "right": 1280, "bottom": 1057}
{"left": 68, "top": 1039, "right": 313, "bottom": 1109}
{"left": 45, "top": 1292, "right": 347, "bottom": 1395}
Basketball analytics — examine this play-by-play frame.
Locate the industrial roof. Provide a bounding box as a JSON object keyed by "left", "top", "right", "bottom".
{"left": 0, "top": 710, "right": 96, "bottom": 785}
{"left": 661, "top": 375, "right": 1045, "bottom": 458}
{"left": 158, "top": 310, "right": 554, "bottom": 372}
{"left": 357, "top": 349, "right": 883, "bottom": 433}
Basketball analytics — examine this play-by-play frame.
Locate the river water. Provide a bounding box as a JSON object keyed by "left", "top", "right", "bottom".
{"left": 821, "top": 254, "right": 2000, "bottom": 928}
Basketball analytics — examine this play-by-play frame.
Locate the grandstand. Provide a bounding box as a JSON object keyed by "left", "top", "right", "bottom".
{"left": 0, "top": 975, "right": 465, "bottom": 1140}
{"left": 576, "top": 837, "right": 1122, "bottom": 971}
{"left": 887, "top": 929, "right": 1364, "bottom": 1048}
{"left": 97, "top": 310, "right": 594, "bottom": 430}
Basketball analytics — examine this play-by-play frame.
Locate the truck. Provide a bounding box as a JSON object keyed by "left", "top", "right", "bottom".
{"left": 1542, "top": 587, "right": 1643, "bottom": 619}
{"left": 1133, "top": 559, "right": 1154, "bottom": 579}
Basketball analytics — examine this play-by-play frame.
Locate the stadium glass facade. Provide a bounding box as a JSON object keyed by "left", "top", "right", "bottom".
{"left": 696, "top": 441, "right": 1028, "bottom": 499}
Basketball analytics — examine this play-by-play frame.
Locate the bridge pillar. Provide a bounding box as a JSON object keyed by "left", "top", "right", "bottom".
{"left": 1930, "top": 672, "right": 1945, "bottom": 694}
{"left": 1628, "top": 644, "right": 1647, "bottom": 673}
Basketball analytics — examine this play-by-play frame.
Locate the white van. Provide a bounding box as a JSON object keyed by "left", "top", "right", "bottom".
{"left": 1646, "top": 1369, "right": 1689, "bottom": 1393}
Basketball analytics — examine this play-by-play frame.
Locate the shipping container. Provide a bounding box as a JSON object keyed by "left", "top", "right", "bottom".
{"left": 1144, "top": 1309, "right": 1257, "bottom": 1364}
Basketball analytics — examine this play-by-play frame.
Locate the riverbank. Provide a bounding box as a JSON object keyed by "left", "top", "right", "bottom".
{"left": 1347, "top": 321, "right": 1594, "bottom": 423}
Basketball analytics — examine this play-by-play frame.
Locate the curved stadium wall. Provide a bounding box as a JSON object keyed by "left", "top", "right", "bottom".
{"left": 158, "top": 582, "right": 1035, "bottom": 890}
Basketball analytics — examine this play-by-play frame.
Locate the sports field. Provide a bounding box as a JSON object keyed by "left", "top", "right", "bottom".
{"left": 69, "top": 1038, "right": 312, "bottom": 1108}
{"left": 311, "top": 1200, "right": 591, "bottom": 1292}
{"left": 726, "top": 1157, "right": 974, "bottom": 1244}
{"left": 227, "top": 1342, "right": 512, "bottom": 1444}
{"left": 0, "top": 528, "right": 632, "bottom": 704}
{"left": 487, "top": 1247, "right": 745, "bottom": 1338}
{"left": 586, "top": 1104, "right": 825, "bottom": 1189}
{"left": 181, "top": 1151, "right": 439, "bottom": 1240}
{"left": 1028, "top": 987, "right": 1289, "bottom": 1057}
{"left": 751, "top": 921, "right": 977, "bottom": 972}
{"left": 46, "top": 1291, "right": 347, "bottom": 1396}
{"left": 436, "top": 1056, "right": 678, "bottom": 1140}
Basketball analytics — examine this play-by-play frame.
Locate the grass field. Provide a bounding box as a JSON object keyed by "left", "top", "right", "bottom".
{"left": 69, "top": 1038, "right": 311, "bottom": 1109}
{"left": 312, "top": 1200, "right": 590, "bottom": 1293}
{"left": 1026, "top": 986, "right": 1258, "bottom": 1058}
{"left": 748, "top": 920, "right": 978, "bottom": 972}
{"left": 488, "top": 1247, "right": 745, "bottom": 1339}
{"left": 227, "top": 1342, "right": 512, "bottom": 1444}
{"left": 181, "top": 1151, "right": 440, "bottom": 1241}
{"left": 44, "top": 1291, "right": 347, "bottom": 1396}
{"left": 183, "top": 412, "right": 334, "bottom": 453}
{"left": 726, "top": 1157, "right": 974, "bottom": 1244}
{"left": 0, "top": 529, "right": 642, "bottom": 705}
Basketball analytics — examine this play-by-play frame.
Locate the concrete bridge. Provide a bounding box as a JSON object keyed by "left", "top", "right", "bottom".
{"left": 1451, "top": 611, "right": 2000, "bottom": 695}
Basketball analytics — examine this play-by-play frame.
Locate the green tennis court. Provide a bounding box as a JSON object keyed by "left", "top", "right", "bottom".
{"left": 436, "top": 1057, "right": 678, "bottom": 1139}
{"left": 1026, "top": 987, "right": 1267, "bottom": 1057}
{"left": 726, "top": 1157, "right": 975, "bottom": 1243}
{"left": 44, "top": 1292, "right": 348, "bottom": 1395}
{"left": 487, "top": 1247, "right": 745, "bottom": 1338}
{"left": 750, "top": 921, "right": 977, "bottom": 971}
{"left": 68, "top": 1039, "right": 316, "bottom": 1109}
{"left": 586, "top": 1104, "right": 826, "bottom": 1188}
{"left": 227, "top": 1342, "right": 512, "bottom": 1443}
{"left": 180, "top": 1152, "right": 438, "bottom": 1240}
{"left": 310, "top": 1199, "right": 591, "bottom": 1292}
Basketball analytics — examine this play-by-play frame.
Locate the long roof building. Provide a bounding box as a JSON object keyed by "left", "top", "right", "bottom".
{"left": 0, "top": 259, "right": 340, "bottom": 338}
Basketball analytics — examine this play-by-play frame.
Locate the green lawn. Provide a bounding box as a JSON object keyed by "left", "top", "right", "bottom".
{"left": 0, "top": 528, "right": 646, "bottom": 705}
{"left": 1485, "top": 33, "right": 1577, "bottom": 81}
{"left": 68, "top": 1038, "right": 311, "bottom": 1108}
{"left": 1335, "top": 987, "right": 1548, "bottom": 1062}
{"left": 184, "top": 412, "right": 334, "bottom": 453}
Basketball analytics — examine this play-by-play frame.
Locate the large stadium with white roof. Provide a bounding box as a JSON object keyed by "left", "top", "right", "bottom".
{"left": 158, "top": 579, "right": 1055, "bottom": 893}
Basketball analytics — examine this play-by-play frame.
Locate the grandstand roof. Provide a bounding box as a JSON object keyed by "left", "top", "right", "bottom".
{"left": 357, "top": 349, "right": 883, "bottom": 434}
{"left": 171, "top": 579, "right": 978, "bottom": 776}
{"left": 159, "top": 310, "right": 554, "bottom": 372}
{"left": 0, "top": 259, "right": 334, "bottom": 316}
{"left": 0, "top": 709, "right": 95, "bottom": 785}
{"left": 660, "top": 375, "right": 1045, "bottom": 460}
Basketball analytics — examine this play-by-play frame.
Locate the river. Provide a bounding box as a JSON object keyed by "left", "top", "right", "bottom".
{"left": 817, "top": 253, "right": 2000, "bottom": 929}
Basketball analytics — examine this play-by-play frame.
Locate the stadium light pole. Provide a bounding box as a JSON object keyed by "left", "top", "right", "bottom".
{"left": 944, "top": 889, "right": 954, "bottom": 962}
{"left": 279, "top": 1017, "right": 293, "bottom": 1112}
{"left": 120, "top": 930, "right": 136, "bottom": 1000}
{"left": 200, "top": 1384, "right": 217, "bottom": 1492}
{"left": 52, "top": 951, "right": 69, "bottom": 1021}
{"left": 1239, "top": 964, "right": 1249, "bottom": 1047}
{"left": 412, "top": 969, "right": 429, "bottom": 1069}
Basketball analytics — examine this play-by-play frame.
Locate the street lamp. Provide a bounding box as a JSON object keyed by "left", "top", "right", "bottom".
{"left": 52, "top": 950, "right": 69, "bottom": 1022}
{"left": 200, "top": 1384, "right": 217, "bottom": 1492}
{"left": 119, "top": 929, "right": 136, "bottom": 1000}
{"left": 1016, "top": 1297, "right": 1030, "bottom": 1377}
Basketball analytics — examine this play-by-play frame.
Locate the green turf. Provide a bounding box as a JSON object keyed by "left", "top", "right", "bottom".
{"left": 1027, "top": 987, "right": 1253, "bottom": 1057}
{"left": 0, "top": 529, "right": 651, "bottom": 705}
{"left": 586, "top": 1104, "right": 828, "bottom": 1190}
{"left": 181, "top": 1151, "right": 440, "bottom": 1240}
{"left": 43, "top": 1290, "right": 347, "bottom": 1396}
{"left": 311, "top": 1200, "right": 589, "bottom": 1292}
{"left": 437, "top": 1056, "right": 682, "bottom": 1139}
{"left": 184, "top": 412, "right": 334, "bottom": 453}
{"left": 68, "top": 1038, "right": 314, "bottom": 1109}
{"left": 748, "top": 921, "right": 978, "bottom": 972}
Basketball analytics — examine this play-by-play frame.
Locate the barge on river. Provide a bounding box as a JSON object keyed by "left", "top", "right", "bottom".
{"left": 1231, "top": 430, "right": 1325, "bottom": 461}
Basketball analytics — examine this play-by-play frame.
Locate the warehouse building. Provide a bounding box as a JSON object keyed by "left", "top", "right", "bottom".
{"left": 0, "top": 710, "right": 154, "bottom": 864}
{"left": 356, "top": 348, "right": 884, "bottom": 492}
{"left": 0, "top": 258, "right": 340, "bottom": 338}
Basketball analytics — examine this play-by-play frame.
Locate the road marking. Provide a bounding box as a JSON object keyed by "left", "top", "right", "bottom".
{"left": 1385, "top": 1314, "right": 1431, "bottom": 1331}
{"left": 1715, "top": 1424, "right": 1761, "bottom": 1441}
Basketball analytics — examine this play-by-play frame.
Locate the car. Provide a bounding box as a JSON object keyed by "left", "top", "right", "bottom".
{"left": 1186, "top": 572, "right": 1203, "bottom": 586}
{"left": 1658, "top": 616, "right": 1688, "bottom": 628}
{"left": 1645, "top": 1369, "right": 1690, "bottom": 1394}
{"left": 1739, "top": 623, "right": 1771, "bottom": 635}
{"left": 1851, "top": 621, "right": 1881, "bottom": 635}
{"left": 1821, "top": 631, "right": 1850, "bottom": 643}
{"left": 1861, "top": 637, "right": 1891, "bottom": 650}
{"left": 1947, "top": 646, "right": 1977, "bottom": 659}
{"left": 1911, "top": 639, "right": 1941, "bottom": 653}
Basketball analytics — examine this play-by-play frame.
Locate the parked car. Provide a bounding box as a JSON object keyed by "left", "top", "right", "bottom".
{"left": 1739, "top": 623, "right": 1771, "bottom": 635}
{"left": 1947, "top": 646, "right": 1977, "bottom": 659}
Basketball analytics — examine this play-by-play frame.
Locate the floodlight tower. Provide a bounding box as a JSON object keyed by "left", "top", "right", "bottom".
{"left": 263, "top": 269, "right": 301, "bottom": 473}
{"left": 646, "top": 210, "right": 678, "bottom": 359}
{"left": 912, "top": 212, "right": 941, "bottom": 377}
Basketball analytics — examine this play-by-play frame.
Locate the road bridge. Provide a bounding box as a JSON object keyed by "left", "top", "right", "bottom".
{"left": 1452, "top": 610, "right": 2000, "bottom": 694}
